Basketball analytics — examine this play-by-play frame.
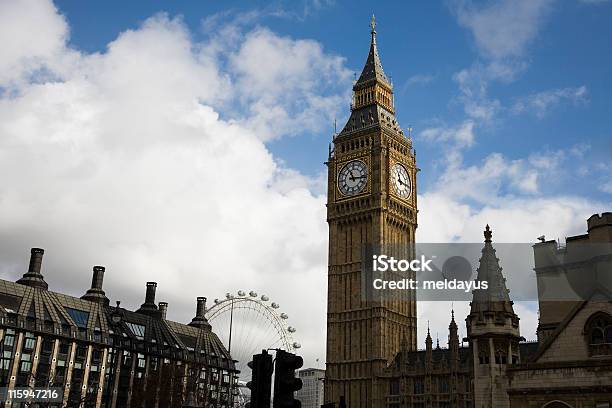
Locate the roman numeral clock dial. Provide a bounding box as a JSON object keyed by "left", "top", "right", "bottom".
{"left": 391, "top": 163, "right": 411, "bottom": 199}
{"left": 338, "top": 160, "right": 368, "bottom": 196}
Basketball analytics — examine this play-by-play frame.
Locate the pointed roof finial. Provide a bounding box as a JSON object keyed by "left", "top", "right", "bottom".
{"left": 352, "top": 14, "right": 390, "bottom": 88}
{"left": 370, "top": 14, "right": 376, "bottom": 35}
{"left": 484, "top": 224, "right": 492, "bottom": 243}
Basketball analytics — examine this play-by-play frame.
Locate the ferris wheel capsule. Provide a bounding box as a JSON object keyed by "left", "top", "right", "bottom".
{"left": 293, "top": 342, "right": 301, "bottom": 349}
{"left": 204, "top": 292, "right": 301, "bottom": 387}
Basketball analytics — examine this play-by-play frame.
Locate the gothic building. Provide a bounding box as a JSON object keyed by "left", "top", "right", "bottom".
{"left": 325, "top": 18, "right": 612, "bottom": 408}
{"left": 379, "top": 214, "right": 612, "bottom": 408}
{"left": 325, "top": 16, "right": 418, "bottom": 408}
{"left": 0, "top": 249, "right": 237, "bottom": 408}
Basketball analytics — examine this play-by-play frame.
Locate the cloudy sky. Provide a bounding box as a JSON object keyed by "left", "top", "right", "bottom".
{"left": 0, "top": 0, "right": 611, "bottom": 370}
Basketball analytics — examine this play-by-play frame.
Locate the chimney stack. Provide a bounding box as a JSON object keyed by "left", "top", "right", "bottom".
{"left": 189, "top": 296, "right": 211, "bottom": 330}
{"left": 159, "top": 302, "right": 168, "bottom": 319}
{"left": 17, "top": 248, "right": 49, "bottom": 290}
{"left": 196, "top": 297, "right": 206, "bottom": 318}
{"left": 81, "top": 266, "right": 109, "bottom": 305}
{"left": 145, "top": 282, "right": 157, "bottom": 304}
{"left": 136, "top": 282, "right": 160, "bottom": 316}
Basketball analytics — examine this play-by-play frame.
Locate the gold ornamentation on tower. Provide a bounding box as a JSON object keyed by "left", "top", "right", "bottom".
{"left": 325, "top": 17, "right": 418, "bottom": 408}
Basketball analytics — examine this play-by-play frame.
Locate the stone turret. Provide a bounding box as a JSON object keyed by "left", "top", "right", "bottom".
{"left": 425, "top": 323, "right": 433, "bottom": 370}
{"left": 587, "top": 212, "right": 612, "bottom": 242}
{"left": 467, "top": 225, "right": 522, "bottom": 408}
{"left": 449, "top": 310, "right": 460, "bottom": 368}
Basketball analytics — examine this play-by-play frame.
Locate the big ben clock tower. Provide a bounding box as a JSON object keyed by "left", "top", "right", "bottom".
{"left": 325, "top": 17, "right": 417, "bottom": 408}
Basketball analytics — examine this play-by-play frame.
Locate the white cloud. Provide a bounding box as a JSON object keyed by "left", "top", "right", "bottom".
{"left": 405, "top": 74, "right": 434, "bottom": 86}
{"left": 420, "top": 0, "right": 607, "bottom": 345}
{"left": 453, "top": 0, "right": 554, "bottom": 59}
{"left": 416, "top": 188, "right": 604, "bottom": 342}
{"left": 0, "top": 0, "right": 75, "bottom": 87}
{"left": 0, "top": 0, "right": 606, "bottom": 370}
{"left": 0, "top": 1, "right": 351, "bottom": 370}
{"left": 448, "top": 0, "right": 554, "bottom": 126}
{"left": 600, "top": 180, "right": 612, "bottom": 194}
{"left": 453, "top": 64, "right": 502, "bottom": 122}
{"left": 228, "top": 27, "right": 351, "bottom": 141}
{"left": 512, "top": 86, "right": 589, "bottom": 118}
{"left": 420, "top": 120, "right": 476, "bottom": 149}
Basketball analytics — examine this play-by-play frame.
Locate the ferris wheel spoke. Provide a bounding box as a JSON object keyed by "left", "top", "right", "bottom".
{"left": 205, "top": 293, "right": 298, "bottom": 392}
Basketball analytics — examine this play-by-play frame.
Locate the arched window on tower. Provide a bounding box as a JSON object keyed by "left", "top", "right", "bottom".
{"left": 494, "top": 349, "right": 507, "bottom": 365}
{"left": 585, "top": 312, "right": 612, "bottom": 356}
{"left": 478, "top": 352, "right": 489, "bottom": 365}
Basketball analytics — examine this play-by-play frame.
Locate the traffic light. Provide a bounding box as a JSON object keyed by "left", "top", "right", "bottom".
{"left": 273, "top": 350, "right": 303, "bottom": 408}
{"left": 247, "top": 350, "right": 274, "bottom": 408}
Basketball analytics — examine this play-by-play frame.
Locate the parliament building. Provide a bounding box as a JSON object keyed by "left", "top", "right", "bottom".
{"left": 0, "top": 249, "right": 237, "bottom": 407}
{"left": 325, "top": 18, "right": 612, "bottom": 408}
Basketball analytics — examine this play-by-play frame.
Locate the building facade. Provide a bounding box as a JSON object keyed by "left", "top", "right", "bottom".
{"left": 0, "top": 248, "right": 237, "bottom": 408}
{"left": 378, "top": 214, "right": 612, "bottom": 408}
{"left": 325, "top": 16, "right": 418, "bottom": 408}
{"left": 325, "top": 17, "right": 612, "bottom": 408}
{"left": 296, "top": 368, "right": 325, "bottom": 408}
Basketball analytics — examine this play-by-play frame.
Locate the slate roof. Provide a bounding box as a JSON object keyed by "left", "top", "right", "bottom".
{"left": 470, "top": 225, "right": 515, "bottom": 315}
{"left": 0, "top": 278, "right": 235, "bottom": 371}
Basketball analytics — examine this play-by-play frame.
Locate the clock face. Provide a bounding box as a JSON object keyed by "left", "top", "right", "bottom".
{"left": 338, "top": 160, "right": 368, "bottom": 196}
{"left": 391, "top": 163, "right": 411, "bottom": 198}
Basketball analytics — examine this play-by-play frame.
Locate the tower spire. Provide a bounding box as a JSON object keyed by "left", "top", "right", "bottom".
{"left": 370, "top": 14, "right": 376, "bottom": 44}
{"left": 355, "top": 15, "right": 390, "bottom": 88}
{"left": 338, "top": 16, "right": 400, "bottom": 135}
{"left": 471, "top": 224, "right": 514, "bottom": 314}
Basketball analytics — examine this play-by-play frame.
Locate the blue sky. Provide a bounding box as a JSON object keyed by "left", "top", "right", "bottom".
{"left": 54, "top": 0, "right": 612, "bottom": 202}
{"left": 1, "top": 0, "right": 611, "bottom": 363}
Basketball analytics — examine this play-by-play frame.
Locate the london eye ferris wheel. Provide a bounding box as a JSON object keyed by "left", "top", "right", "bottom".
{"left": 205, "top": 290, "right": 301, "bottom": 385}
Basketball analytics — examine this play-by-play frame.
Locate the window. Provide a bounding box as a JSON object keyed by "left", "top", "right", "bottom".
{"left": 586, "top": 313, "right": 612, "bottom": 356}
{"left": 389, "top": 379, "right": 400, "bottom": 395}
{"left": 413, "top": 379, "right": 424, "bottom": 394}
{"left": 439, "top": 378, "right": 449, "bottom": 393}
{"left": 23, "top": 333, "right": 36, "bottom": 350}
{"left": 59, "top": 341, "right": 70, "bottom": 355}
{"left": 478, "top": 353, "right": 489, "bottom": 364}
{"left": 65, "top": 308, "right": 90, "bottom": 328}
{"left": 137, "top": 353, "right": 146, "bottom": 368}
{"left": 3, "top": 334, "right": 14, "bottom": 347}
{"left": 125, "top": 322, "right": 146, "bottom": 340}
